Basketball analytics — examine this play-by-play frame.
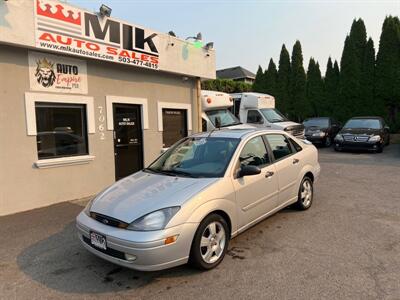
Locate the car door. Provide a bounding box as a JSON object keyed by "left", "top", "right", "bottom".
{"left": 232, "top": 135, "right": 278, "bottom": 230}
{"left": 264, "top": 134, "right": 303, "bottom": 206}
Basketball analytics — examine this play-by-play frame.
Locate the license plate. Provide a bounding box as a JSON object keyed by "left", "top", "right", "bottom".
{"left": 90, "top": 231, "right": 107, "bottom": 250}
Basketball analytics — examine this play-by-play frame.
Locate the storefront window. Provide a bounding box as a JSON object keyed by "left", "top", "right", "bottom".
{"left": 35, "top": 102, "right": 88, "bottom": 159}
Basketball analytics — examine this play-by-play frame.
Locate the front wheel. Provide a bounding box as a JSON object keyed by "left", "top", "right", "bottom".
{"left": 189, "top": 214, "right": 229, "bottom": 270}
{"left": 324, "top": 137, "right": 332, "bottom": 147}
{"left": 294, "top": 176, "right": 313, "bottom": 210}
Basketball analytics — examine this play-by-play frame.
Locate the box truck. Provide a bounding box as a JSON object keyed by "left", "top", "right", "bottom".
{"left": 230, "top": 92, "right": 305, "bottom": 138}
{"left": 201, "top": 90, "right": 255, "bottom": 131}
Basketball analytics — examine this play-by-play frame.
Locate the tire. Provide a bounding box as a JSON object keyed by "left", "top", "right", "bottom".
{"left": 294, "top": 176, "right": 314, "bottom": 210}
{"left": 385, "top": 135, "right": 390, "bottom": 146}
{"left": 324, "top": 137, "right": 332, "bottom": 147}
{"left": 334, "top": 146, "right": 341, "bottom": 152}
{"left": 376, "top": 145, "right": 383, "bottom": 153}
{"left": 189, "top": 214, "right": 230, "bottom": 270}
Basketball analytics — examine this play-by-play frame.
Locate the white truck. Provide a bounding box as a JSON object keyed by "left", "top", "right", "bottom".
{"left": 230, "top": 92, "right": 305, "bottom": 138}
{"left": 201, "top": 90, "right": 254, "bottom": 131}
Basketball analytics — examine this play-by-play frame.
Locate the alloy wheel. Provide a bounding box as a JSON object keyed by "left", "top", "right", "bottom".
{"left": 301, "top": 180, "right": 313, "bottom": 207}
{"left": 200, "top": 221, "right": 226, "bottom": 264}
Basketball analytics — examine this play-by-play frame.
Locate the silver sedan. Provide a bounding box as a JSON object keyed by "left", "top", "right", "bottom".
{"left": 76, "top": 129, "right": 320, "bottom": 271}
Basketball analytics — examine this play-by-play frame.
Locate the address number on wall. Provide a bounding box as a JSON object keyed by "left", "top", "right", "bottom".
{"left": 98, "top": 106, "right": 106, "bottom": 140}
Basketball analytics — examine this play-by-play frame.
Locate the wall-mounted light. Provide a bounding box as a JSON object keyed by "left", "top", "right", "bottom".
{"left": 186, "top": 32, "right": 202, "bottom": 42}
{"left": 205, "top": 42, "right": 214, "bottom": 50}
{"left": 99, "top": 4, "right": 112, "bottom": 17}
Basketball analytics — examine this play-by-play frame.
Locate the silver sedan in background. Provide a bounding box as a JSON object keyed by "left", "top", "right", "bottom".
{"left": 76, "top": 129, "right": 320, "bottom": 271}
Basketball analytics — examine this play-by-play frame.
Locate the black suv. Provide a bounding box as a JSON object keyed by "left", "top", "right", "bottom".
{"left": 303, "top": 117, "right": 341, "bottom": 147}
{"left": 334, "top": 116, "right": 390, "bottom": 153}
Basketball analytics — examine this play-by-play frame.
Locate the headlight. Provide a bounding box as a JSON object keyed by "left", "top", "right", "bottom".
{"left": 127, "top": 207, "right": 180, "bottom": 231}
{"left": 334, "top": 134, "right": 343, "bottom": 142}
{"left": 369, "top": 135, "right": 381, "bottom": 142}
{"left": 83, "top": 198, "right": 94, "bottom": 216}
{"left": 312, "top": 131, "right": 326, "bottom": 137}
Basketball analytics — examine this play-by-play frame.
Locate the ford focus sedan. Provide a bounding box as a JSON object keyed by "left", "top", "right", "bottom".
{"left": 76, "top": 129, "right": 320, "bottom": 271}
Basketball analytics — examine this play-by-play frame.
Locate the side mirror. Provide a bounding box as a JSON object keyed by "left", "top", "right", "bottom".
{"left": 384, "top": 125, "right": 390, "bottom": 131}
{"left": 238, "top": 165, "right": 261, "bottom": 178}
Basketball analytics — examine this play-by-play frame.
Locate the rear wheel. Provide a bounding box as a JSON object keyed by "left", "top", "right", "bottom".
{"left": 294, "top": 176, "right": 313, "bottom": 210}
{"left": 189, "top": 214, "right": 229, "bottom": 270}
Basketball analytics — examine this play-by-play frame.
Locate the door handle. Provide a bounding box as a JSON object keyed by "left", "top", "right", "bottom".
{"left": 293, "top": 158, "right": 300, "bottom": 164}
{"left": 265, "top": 171, "right": 274, "bottom": 178}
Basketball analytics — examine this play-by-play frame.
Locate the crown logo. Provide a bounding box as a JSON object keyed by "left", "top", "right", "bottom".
{"left": 37, "top": 0, "right": 81, "bottom": 25}
{"left": 36, "top": 58, "right": 54, "bottom": 70}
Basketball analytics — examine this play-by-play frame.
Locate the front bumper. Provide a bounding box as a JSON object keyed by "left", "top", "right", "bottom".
{"left": 76, "top": 212, "right": 198, "bottom": 271}
{"left": 305, "top": 135, "right": 326, "bottom": 143}
{"left": 334, "top": 141, "right": 382, "bottom": 151}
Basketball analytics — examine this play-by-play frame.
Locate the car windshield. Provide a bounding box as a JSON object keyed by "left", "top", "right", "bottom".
{"left": 303, "top": 118, "right": 329, "bottom": 127}
{"left": 205, "top": 109, "right": 241, "bottom": 127}
{"left": 260, "top": 108, "right": 288, "bottom": 123}
{"left": 145, "top": 137, "right": 240, "bottom": 178}
{"left": 343, "top": 119, "right": 381, "bottom": 130}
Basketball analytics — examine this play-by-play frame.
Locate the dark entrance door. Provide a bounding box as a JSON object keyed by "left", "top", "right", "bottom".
{"left": 113, "top": 104, "right": 143, "bottom": 180}
{"left": 162, "top": 108, "right": 188, "bottom": 147}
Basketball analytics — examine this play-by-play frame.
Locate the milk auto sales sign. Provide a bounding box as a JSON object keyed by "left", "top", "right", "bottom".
{"left": 34, "top": 0, "right": 159, "bottom": 70}
{"left": 28, "top": 51, "right": 88, "bottom": 94}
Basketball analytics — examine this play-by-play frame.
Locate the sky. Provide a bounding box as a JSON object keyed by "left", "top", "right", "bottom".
{"left": 70, "top": 0, "right": 399, "bottom": 74}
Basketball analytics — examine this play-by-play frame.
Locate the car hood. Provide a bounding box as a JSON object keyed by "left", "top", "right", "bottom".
{"left": 305, "top": 126, "right": 328, "bottom": 132}
{"left": 90, "top": 171, "right": 218, "bottom": 223}
{"left": 273, "top": 121, "right": 303, "bottom": 129}
{"left": 339, "top": 128, "right": 381, "bottom": 135}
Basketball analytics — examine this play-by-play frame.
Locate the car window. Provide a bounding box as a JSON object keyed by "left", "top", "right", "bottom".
{"left": 265, "top": 134, "right": 293, "bottom": 160}
{"left": 239, "top": 136, "right": 270, "bottom": 168}
{"left": 247, "top": 110, "right": 263, "bottom": 124}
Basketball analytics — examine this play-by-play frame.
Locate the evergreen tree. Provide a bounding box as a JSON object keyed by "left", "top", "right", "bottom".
{"left": 276, "top": 44, "right": 291, "bottom": 115}
{"left": 324, "top": 57, "right": 340, "bottom": 118}
{"left": 350, "top": 19, "right": 367, "bottom": 64}
{"left": 306, "top": 58, "right": 324, "bottom": 116}
{"left": 339, "top": 35, "right": 361, "bottom": 120}
{"left": 264, "top": 58, "right": 278, "bottom": 97}
{"left": 375, "top": 16, "right": 400, "bottom": 130}
{"left": 361, "top": 38, "right": 377, "bottom": 115}
{"left": 337, "top": 19, "right": 368, "bottom": 120}
{"left": 253, "top": 65, "right": 265, "bottom": 93}
{"left": 290, "top": 40, "right": 307, "bottom": 121}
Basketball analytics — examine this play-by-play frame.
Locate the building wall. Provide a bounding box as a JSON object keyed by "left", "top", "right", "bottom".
{"left": 0, "top": 45, "right": 198, "bottom": 215}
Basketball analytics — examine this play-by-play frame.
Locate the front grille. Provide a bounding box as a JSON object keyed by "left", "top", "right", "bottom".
{"left": 90, "top": 212, "right": 129, "bottom": 229}
{"left": 291, "top": 129, "right": 305, "bottom": 136}
{"left": 82, "top": 235, "right": 126, "bottom": 260}
{"left": 287, "top": 125, "right": 305, "bottom": 137}
{"left": 343, "top": 135, "right": 369, "bottom": 142}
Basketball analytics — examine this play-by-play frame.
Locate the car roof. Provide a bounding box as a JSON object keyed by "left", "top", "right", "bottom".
{"left": 304, "top": 117, "right": 329, "bottom": 120}
{"left": 191, "top": 128, "right": 284, "bottom": 139}
{"left": 349, "top": 116, "right": 383, "bottom": 120}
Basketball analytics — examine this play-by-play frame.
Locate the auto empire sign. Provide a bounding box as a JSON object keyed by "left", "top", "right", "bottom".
{"left": 34, "top": 0, "right": 160, "bottom": 70}
{"left": 28, "top": 51, "right": 88, "bottom": 94}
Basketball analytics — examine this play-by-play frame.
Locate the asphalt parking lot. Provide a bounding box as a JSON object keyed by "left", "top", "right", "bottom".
{"left": 1, "top": 145, "right": 400, "bottom": 300}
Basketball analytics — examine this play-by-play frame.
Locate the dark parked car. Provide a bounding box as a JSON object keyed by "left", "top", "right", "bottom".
{"left": 334, "top": 116, "right": 390, "bottom": 153}
{"left": 303, "top": 117, "right": 341, "bottom": 147}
